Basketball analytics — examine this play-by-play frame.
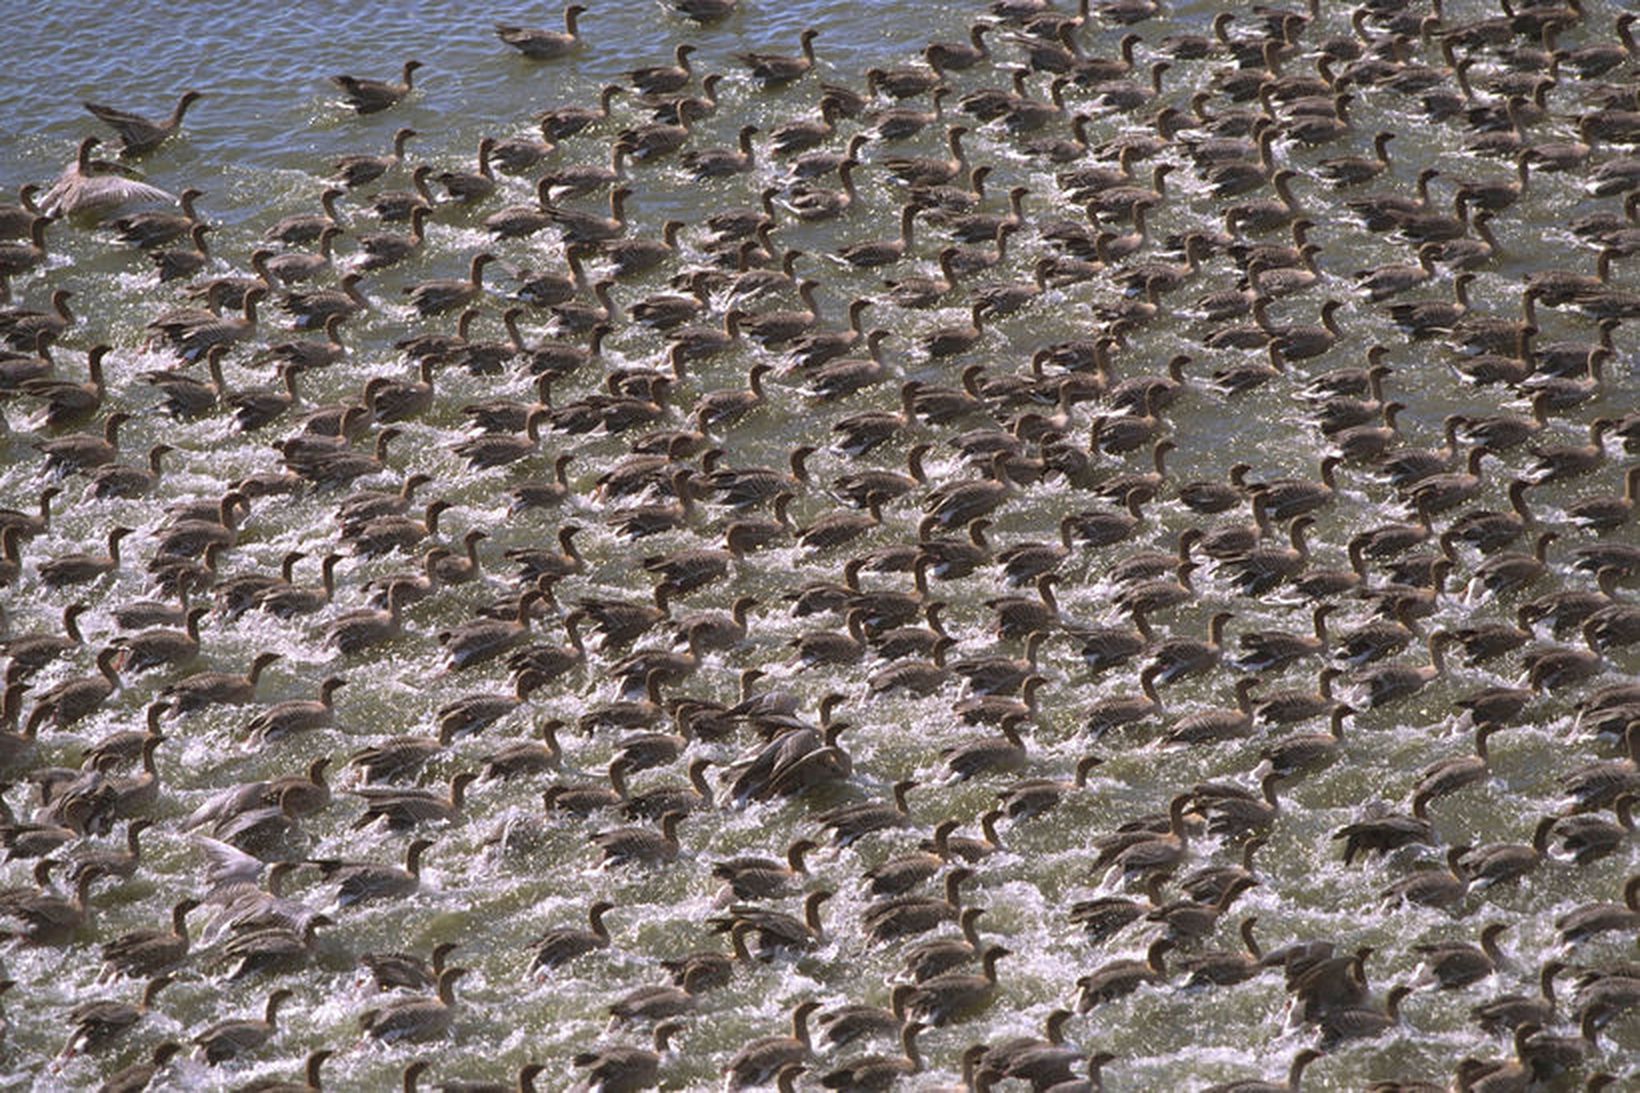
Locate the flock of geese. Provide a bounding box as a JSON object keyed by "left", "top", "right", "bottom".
{"left": 1, "top": 0, "right": 1639, "bottom": 1087}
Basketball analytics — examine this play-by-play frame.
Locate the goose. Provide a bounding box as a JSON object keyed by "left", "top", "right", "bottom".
{"left": 1149, "top": 611, "right": 1234, "bottom": 683}
{"left": 572, "top": 1021, "right": 682, "bottom": 1091}
{"left": 908, "top": 944, "right": 1009, "bottom": 1026}
{"left": 1556, "top": 875, "right": 1640, "bottom": 944}
{"left": 885, "top": 125, "right": 970, "bottom": 189}
{"left": 739, "top": 28, "right": 819, "bottom": 85}
{"left": 358, "top": 942, "right": 459, "bottom": 997}
{"left": 310, "top": 837, "right": 432, "bottom": 907}
{"left": 357, "top": 204, "right": 430, "bottom": 268}
{"left": 115, "top": 606, "right": 207, "bottom": 673}
{"left": 1317, "top": 984, "right": 1413, "bottom": 1047}
{"left": 251, "top": 315, "right": 348, "bottom": 374}
{"left": 114, "top": 186, "right": 204, "bottom": 251}
{"left": 332, "top": 126, "right": 417, "bottom": 188}
{"left": 1471, "top": 960, "right": 1566, "bottom": 1038}
{"left": 35, "top": 406, "right": 130, "bottom": 474}
{"left": 278, "top": 270, "right": 368, "bottom": 330}
{"left": 1411, "top": 923, "right": 1510, "bottom": 991}
{"left": 360, "top": 966, "right": 464, "bottom": 1043}
{"left": 740, "top": 279, "right": 823, "bottom": 347}
{"left": 262, "top": 186, "right": 344, "bottom": 245}
{"left": 1352, "top": 631, "right": 1450, "bottom": 710}
{"left": 724, "top": 1000, "right": 822, "bottom": 1090}
{"left": 38, "top": 138, "right": 174, "bottom": 220}
{"left": 352, "top": 166, "right": 428, "bottom": 230}
{"left": 1, "top": 599, "right": 87, "bottom": 679}
{"left": 1567, "top": 466, "right": 1640, "bottom": 532}
{"left": 708, "top": 891, "right": 831, "bottom": 959}
{"left": 324, "top": 577, "right": 418, "bottom": 656}
{"left": 406, "top": 252, "right": 496, "bottom": 317}
{"left": 62, "top": 975, "right": 172, "bottom": 1056}
{"left": 1405, "top": 446, "right": 1493, "bottom": 515}
{"left": 22, "top": 645, "right": 122, "bottom": 732}
{"left": 1410, "top": 723, "right": 1505, "bottom": 820}
{"left": 0, "top": 183, "right": 41, "bottom": 241}
{"left": 191, "top": 988, "right": 291, "bottom": 1064}
{"left": 1076, "top": 938, "right": 1172, "bottom": 1012}
{"left": 351, "top": 772, "right": 478, "bottom": 833}
{"left": 818, "top": 1021, "right": 926, "bottom": 1091}
{"left": 591, "top": 809, "right": 685, "bottom": 869}
{"left": 1529, "top": 417, "right": 1612, "bottom": 482}
{"left": 496, "top": 5, "right": 587, "bottom": 59}
{"left": 257, "top": 223, "right": 340, "bottom": 284}
{"left": 158, "top": 651, "right": 281, "bottom": 717}
{"left": 254, "top": 552, "right": 342, "bottom": 620}
{"left": 1459, "top": 815, "right": 1557, "bottom": 890}
{"left": 331, "top": 59, "right": 422, "bottom": 114}
{"left": 1470, "top": 531, "right": 1556, "bottom": 598}
{"left": 1238, "top": 605, "right": 1334, "bottom": 671}
{"left": 627, "top": 43, "right": 697, "bottom": 96}
{"left": 678, "top": 123, "right": 754, "bottom": 178}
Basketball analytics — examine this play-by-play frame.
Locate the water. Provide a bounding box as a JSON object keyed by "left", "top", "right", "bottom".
{"left": 1, "top": 0, "right": 1638, "bottom": 1089}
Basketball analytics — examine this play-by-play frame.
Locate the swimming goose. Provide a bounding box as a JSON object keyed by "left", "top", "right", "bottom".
{"left": 724, "top": 1000, "right": 822, "bottom": 1090}
{"left": 819, "top": 1021, "right": 925, "bottom": 1090}
{"left": 360, "top": 966, "right": 465, "bottom": 1043}
{"left": 98, "top": 1039, "right": 184, "bottom": 1092}
{"left": 160, "top": 651, "right": 281, "bottom": 716}
{"left": 192, "top": 987, "right": 291, "bottom": 1064}
{"left": 573, "top": 1021, "right": 682, "bottom": 1090}
{"left": 113, "top": 186, "right": 204, "bottom": 250}
{"left": 23, "top": 645, "right": 123, "bottom": 732}
{"left": 739, "top": 29, "right": 819, "bottom": 85}
{"left": 62, "top": 975, "right": 172, "bottom": 1056}
{"left": 309, "top": 837, "right": 432, "bottom": 907}
{"left": 331, "top": 59, "right": 422, "bottom": 114}
{"left": 1, "top": 598, "right": 86, "bottom": 679}
{"left": 332, "top": 126, "right": 417, "bottom": 188}
{"left": 496, "top": 6, "right": 587, "bottom": 59}
{"left": 99, "top": 897, "right": 198, "bottom": 982}
{"left": 1556, "top": 875, "right": 1640, "bottom": 945}
{"left": 38, "top": 138, "right": 175, "bottom": 220}
{"left": 115, "top": 605, "right": 207, "bottom": 673}
{"left": 353, "top": 772, "right": 478, "bottom": 832}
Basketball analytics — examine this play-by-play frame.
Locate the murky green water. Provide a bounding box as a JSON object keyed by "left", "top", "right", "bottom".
{"left": 1, "top": 0, "right": 1637, "bottom": 1089}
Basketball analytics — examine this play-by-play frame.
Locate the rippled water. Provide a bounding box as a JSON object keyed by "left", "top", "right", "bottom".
{"left": 1, "top": 0, "right": 1638, "bottom": 1090}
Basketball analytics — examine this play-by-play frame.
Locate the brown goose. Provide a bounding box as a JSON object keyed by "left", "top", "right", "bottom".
{"left": 360, "top": 966, "right": 465, "bottom": 1043}
{"left": 818, "top": 1021, "right": 926, "bottom": 1091}
{"left": 332, "top": 59, "right": 423, "bottom": 114}
{"left": 497, "top": 5, "right": 587, "bottom": 59}
{"left": 310, "top": 837, "right": 433, "bottom": 907}
{"left": 724, "top": 1000, "right": 823, "bottom": 1090}
{"left": 1353, "top": 632, "right": 1450, "bottom": 710}
{"left": 23, "top": 645, "right": 122, "bottom": 732}
{"left": 739, "top": 28, "right": 818, "bottom": 85}
{"left": 353, "top": 772, "right": 478, "bottom": 832}
{"left": 1412, "top": 724, "right": 1505, "bottom": 820}
{"left": 160, "top": 652, "right": 281, "bottom": 716}
{"left": 100, "top": 898, "right": 198, "bottom": 980}
{"left": 192, "top": 987, "right": 291, "bottom": 1064}
{"left": 573, "top": 1021, "right": 683, "bottom": 1091}
{"left": 332, "top": 127, "right": 418, "bottom": 190}
{"left": 62, "top": 975, "right": 172, "bottom": 1056}
{"left": 528, "top": 900, "right": 616, "bottom": 973}
{"left": 1556, "top": 875, "right": 1640, "bottom": 944}
{"left": 38, "top": 138, "right": 174, "bottom": 220}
